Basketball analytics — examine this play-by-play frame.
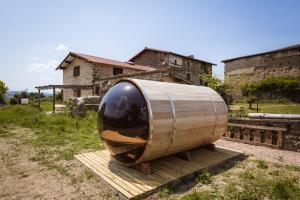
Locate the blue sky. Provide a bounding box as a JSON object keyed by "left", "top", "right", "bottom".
{"left": 0, "top": 0, "right": 299, "bottom": 91}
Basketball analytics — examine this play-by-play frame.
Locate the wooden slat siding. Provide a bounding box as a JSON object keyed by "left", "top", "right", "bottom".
{"left": 87, "top": 153, "right": 148, "bottom": 193}
{"left": 96, "top": 152, "right": 161, "bottom": 188}
{"left": 155, "top": 159, "right": 192, "bottom": 176}
{"left": 75, "top": 147, "right": 243, "bottom": 200}
{"left": 81, "top": 153, "right": 143, "bottom": 196}
{"left": 99, "top": 152, "right": 173, "bottom": 188}
{"left": 89, "top": 152, "right": 147, "bottom": 194}
{"left": 228, "top": 123, "right": 287, "bottom": 131}
{"left": 74, "top": 154, "right": 134, "bottom": 198}
{"left": 124, "top": 79, "right": 227, "bottom": 165}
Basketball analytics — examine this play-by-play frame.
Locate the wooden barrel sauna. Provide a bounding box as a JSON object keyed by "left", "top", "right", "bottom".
{"left": 98, "top": 78, "right": 227, "bottom": 166}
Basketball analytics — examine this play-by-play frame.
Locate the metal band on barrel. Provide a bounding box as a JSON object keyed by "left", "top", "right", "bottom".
{"left": 163, "top": 88, "right": 176, "bottom": 155}
{"left": 206, "top": 90, "right": 218, "bottom": 135}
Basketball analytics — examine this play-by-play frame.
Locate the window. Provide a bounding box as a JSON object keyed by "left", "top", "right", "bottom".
{"left": 113, "top": 67, "right": 123, "bottom": 75}
{"left": 186, "top": 61, "right": 191, "bottom": 71}
{"left": 174, "top": 60, "right": 177, "bottom": 65}
{"left": 73, "top": 89, "right": 81, "bottom": 97}
{"left": 187, "top": 61, "right": 191, "bottom": 67}
{"left": 73, "top": 66, "right": 80, "bottom": 77}
{"left": 186, "top": 73, "right": 191, "bottom": 80}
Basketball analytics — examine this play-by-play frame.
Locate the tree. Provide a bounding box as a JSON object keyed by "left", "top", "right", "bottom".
{"left": 201, "top": 74, "right": 232, "bottom": 104}
{"left": 0, "top": 80, "right": 9, "bottom": 104}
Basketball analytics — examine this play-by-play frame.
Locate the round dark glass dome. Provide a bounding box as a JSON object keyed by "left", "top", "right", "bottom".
{"left": 98, "top": 81, "right": 149, "bottom": 163}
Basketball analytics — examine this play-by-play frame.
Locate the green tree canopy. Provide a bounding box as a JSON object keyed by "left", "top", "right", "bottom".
{"left": 0, "top": 80, "right": 9, "bottom": 104}
{"left": 0, "top": 80, "right": 8, "bottom": 98}
{"left": 201, "top": 74, "right": 232, "bottom": 103}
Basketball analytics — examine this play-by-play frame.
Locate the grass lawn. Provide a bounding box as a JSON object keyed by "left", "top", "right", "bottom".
{"left": 0, "top": 103, "right": 103, "bottom": 176}
{"left": 180, "top": 159, "right": 300, "bottom": 200}
{"left": 0, "top": 104, "right": 299, "bottom": 199}
{"left": 230, "top": 102, "right": 300, "bottom": 115}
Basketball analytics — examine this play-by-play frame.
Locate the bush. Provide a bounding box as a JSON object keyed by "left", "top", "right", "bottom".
{"left": 241, "top": 76, "right": 300, "bottom": 102}
{"left": 9, "top": 91, "right": 30, "bottom": 105}
{"left": 196, "top": 169, "right": 212, "bottom": 184}
{"left": 9, "top": 97, "right": 18, "bottom": 105}
{"left": 256, "top": 160, "right": 268, "bottom": 169}
{"left": 201, "top": 75, "right": 232, "bottom": 104}
{"left": 182, "top": 190, "right": 213, "bottom": 200}
{"left": 0, "top": 80, "right": 8, "bottom": 103}
{"left": 271, "top": 177, "right": 300, "bottom": 200}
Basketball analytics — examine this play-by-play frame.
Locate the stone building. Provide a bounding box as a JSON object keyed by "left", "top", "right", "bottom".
{"left": 56, "top": 52, "right": 154, "bottom": 100}
{"left": 56, "top": 48, "right": 216, "bottom": 100}
{"left": 222, "top": 44, "right": 300, "bottom": 99}
{"left": 129, "top": 47, "right": 216, "bottom": 85}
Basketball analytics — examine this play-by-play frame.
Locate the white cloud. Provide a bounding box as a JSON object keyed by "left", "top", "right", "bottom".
{"left": 55, "top": 43, "right": 68, "bottom": 51}
{"left": 32, "top": 56, "right": 39, "bottom": 60}
{"left": 28, "top": 60, "right": 59, "bottom": 73}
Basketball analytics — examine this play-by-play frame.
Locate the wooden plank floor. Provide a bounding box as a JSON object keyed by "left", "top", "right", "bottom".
{"left": 75, "top": 146, "right": 243, "bottom": 199}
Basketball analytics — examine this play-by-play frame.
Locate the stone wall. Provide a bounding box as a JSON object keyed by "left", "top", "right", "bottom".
{"left": 131, "top": 50, "right": 212, "bottom": 85}
{"left": 94, "top": 68, "right": 186, "bottom": 94}
{"left": 62, "top": 57, "right": 141, "bottom": 100}
{"left": 228, "top": 118, "right": 300, "bottom": 152}
{"left": 224, "top": 48, "right": 300, "bottom": 99}
{"left": 62, "top": 58, "right": 94, "bottom": 100}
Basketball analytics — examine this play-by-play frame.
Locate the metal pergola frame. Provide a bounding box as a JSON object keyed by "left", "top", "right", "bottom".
{"left": 35, "top": 84, "right": 94, "bottom": 113}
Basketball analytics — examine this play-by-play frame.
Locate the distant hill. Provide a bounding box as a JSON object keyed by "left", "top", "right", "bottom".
{"left": 5, "top": 91, "right": 18, "bottom": 98}
{"left": 5, "top": 91, "right": 52, "bottom": 98}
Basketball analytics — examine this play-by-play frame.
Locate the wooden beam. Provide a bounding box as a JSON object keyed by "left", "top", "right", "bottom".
{"left": 53, "top": 87, "right": 56, "bottom": 114}
{"left": 38, "top": 89, "right": 41, "bottom": 110}
{"left": 35, "top": 84, "right": 94, "bottom": 90}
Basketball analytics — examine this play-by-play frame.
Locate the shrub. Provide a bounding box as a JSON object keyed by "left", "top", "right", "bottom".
{"left": 196, "top": 169, "right": 212, "bottom": 184}
{"left": 0, "top": 80, "right": 8, "bottom": 103}
{"left": 201, "top": 75, "right": 232, "bottom": 104}
{"left": 240, "top": 169, "right": 255, "bottom": 180}
{"left": 158, "top": 187, "right": 172, "bottom": 199}
{"left": 256, "top": 160, "right": 268, "bottom": 169}
{"left": 271, "top": 177, "right": 300, "bottom": 200}
{"left": 9, "top": 97, "right": 18, "bottom": 105}
{"left": 241, "top": 76, "right": 300, "bottom": 102}
{"left": 182, "top": 190, "right": 213, "bottom": 200}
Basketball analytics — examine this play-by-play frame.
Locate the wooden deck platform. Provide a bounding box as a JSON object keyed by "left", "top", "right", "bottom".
{"left": 75, "top": 146, "right": 243, "bottom": 199}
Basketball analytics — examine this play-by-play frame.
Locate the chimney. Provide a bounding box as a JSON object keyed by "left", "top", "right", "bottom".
{"left": 187, "top": 55, "right": 194, "bottom": 59}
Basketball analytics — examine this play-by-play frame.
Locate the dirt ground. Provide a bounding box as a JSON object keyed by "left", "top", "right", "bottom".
{"left": 0, "top": 126, "right": 116, "bottom": 200}
{"left": 0, "top": 126, "right": 299, "bottom": 199}
{"left": 215, "top": 139, "right": 300, "bottom": 166}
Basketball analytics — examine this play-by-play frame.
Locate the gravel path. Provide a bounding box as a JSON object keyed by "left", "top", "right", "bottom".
{"left": 216, "top": 139, "right": 300, "bottom": 166}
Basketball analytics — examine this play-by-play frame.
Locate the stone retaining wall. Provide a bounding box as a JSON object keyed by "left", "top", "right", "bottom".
{"left": 94, "top": 68, "right": 189, "bottom": 94}
{"left": 227, "top": 118, "right": 300, "bottom": 152}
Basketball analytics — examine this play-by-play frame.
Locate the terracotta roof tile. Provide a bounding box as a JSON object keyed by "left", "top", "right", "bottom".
{"left": 57, "top": 52, "right": 155, "bottom": 71}
{"left": 129, "top": 47, "right": 216, "bottom": 66}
